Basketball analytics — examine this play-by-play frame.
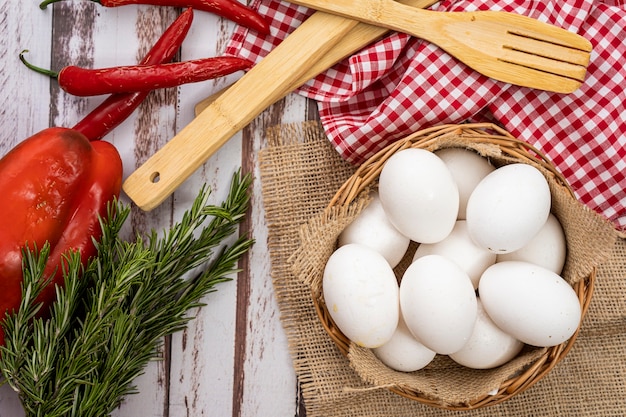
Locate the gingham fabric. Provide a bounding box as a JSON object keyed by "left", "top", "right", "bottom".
{"left": 225, "top": 0, "right": 626, "bottom": 231}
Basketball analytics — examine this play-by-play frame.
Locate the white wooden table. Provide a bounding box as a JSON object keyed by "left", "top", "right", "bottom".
{"left": 0, "top": 2, "right": 309, "bottom": 416}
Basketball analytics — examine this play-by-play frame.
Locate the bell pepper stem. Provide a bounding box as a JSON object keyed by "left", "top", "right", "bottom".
{"left": 19, "top": 50, "right": 59, "bottom": 79}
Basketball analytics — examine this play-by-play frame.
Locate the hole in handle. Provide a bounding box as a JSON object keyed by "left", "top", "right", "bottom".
{"left": 150, "top": 172, "right": 161, "bottom": 183}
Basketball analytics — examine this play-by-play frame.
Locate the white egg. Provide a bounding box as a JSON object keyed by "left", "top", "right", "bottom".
{"left": 435, "top": 147, "right": 495, "bottom": 220}
{"left": 413, "top": 220, "right": 496, "bottom": 289}
{"left": 339, "top": 191, "right": 411, "bottom": 268}
{"left": 323, "top": 244, "right": 400, "bottom": 348}
{"left": 400, "top": 255, "right": 477, "bottom": 355}
{"left": 466, "top": 163, "right": 551, "bottom": 254}
{"left": 479, "top": 261, "right": 582, "bottom": 347}
{"left": 449, "top": 298, "right": 524, "bottom": 369}
{"left": 497, "top": 214, "right": 567, "bottom": 274}
{"left": 373, "top": 315, "right": 436, "bottom": 372}
{"left": 378, "top": 148, "right": 459, "bottom": 244}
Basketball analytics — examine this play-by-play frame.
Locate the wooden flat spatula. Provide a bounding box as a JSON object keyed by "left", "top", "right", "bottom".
{"left": 123, "top": 0, "right": 437, "bottom": 211}
{"left": 193, "top": 0, "right": 430, "bottom": 116}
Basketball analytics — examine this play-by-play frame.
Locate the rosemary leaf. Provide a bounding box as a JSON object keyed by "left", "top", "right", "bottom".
{"left": 0, "top": 170, "right": 254, "bottom": 417}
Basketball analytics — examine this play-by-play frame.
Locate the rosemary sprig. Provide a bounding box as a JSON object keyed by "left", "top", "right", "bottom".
{"left": 0, "top": 170, "right": 254, "bottom": 417}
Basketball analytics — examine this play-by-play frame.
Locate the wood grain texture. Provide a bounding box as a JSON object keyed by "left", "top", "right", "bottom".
{"left": 0, "top": 1, "right": 306, "bottom": 416}
{"left": 0, "top": 1, "right": 52, "bottom": 152}
{"left": 49, "top": 2, "right": 98, "bottom": 130}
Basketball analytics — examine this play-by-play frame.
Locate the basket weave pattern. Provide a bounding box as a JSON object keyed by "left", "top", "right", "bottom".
{"left": 315, "top": 123, "right": 595, "bottom": 409}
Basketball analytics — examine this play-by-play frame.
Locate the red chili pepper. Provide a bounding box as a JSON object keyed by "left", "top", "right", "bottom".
{"left": 39, "top": 0, "right": 271, "bottom": 35}
{"left": 74, "top": 8, "right": 194, "bottom": 141}
{"left": 21, "top": 55, "right": 254, "bottom": 97}
{"left": 0, "top": 127, "right": 123, "bottom": 346}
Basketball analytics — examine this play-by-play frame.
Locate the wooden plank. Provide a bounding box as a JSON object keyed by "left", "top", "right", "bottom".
{"left": 109, "top": 6, "right": 180, "bottom": 417}
{"left": 48, "top": 1, "right": 101, "bottom": 131}
{"left": 5, "top": 0, "right": 98, "bottom": 414}
{"left": 166, "top": 9, "right": 243, "bottom": 417}
{"left": 166, "top": 138, "right": 244, "bottom": 417}
{"left": 236, "top": 96, "right": 307, "bottom": 417}
{"left": 166, "top": 10, "right": 308, "bottom": 415}
{"left": 0, "top": 0, "right": 52, "bottom": 146}
{"left": 0, "top": 1, "right": 52, "bottom": 414}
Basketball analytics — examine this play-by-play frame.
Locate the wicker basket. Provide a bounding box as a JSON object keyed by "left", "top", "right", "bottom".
{"left": 314, "top": 123, "right": 595, "bottom": 410}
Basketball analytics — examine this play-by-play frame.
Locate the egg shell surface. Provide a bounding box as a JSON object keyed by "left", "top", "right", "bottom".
{"left": 323, "top": 244, "right": 400, "bottom": 348}
{"left": 497, "top": 213, "right": 567, "bottom": 274}
{"left": 466, "top": 163, "right": 551, "bottom": 254}
{"left": 479, "top": 261, "right": 582, "bottom": 347}
{"left": 339, "top": 191, "right": 411, "bottom": 268}
{"left": 400, "top": 254, "right": 477, "bottom": 354}
{"left": 378, "top": 148, "right": 459, "bottom": 244}
{"left": 435, "top": 147, "right": 495, "bottom": 220}
{"left": 413, "top": 220, "right": 496, "bottom": 289}
{"left": 373, "top": 315, "right": 436, "bottom": 372}
{"left": 449, "top": 298, "right": 524, "bottom": 369}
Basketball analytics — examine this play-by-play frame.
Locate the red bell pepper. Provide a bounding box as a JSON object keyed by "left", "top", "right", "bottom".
{"left": 0, "top": 127, "right": 123, "bottom": 346}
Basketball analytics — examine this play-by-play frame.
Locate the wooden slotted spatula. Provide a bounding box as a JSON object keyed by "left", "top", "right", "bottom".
{"left": 288, "top": 0, "right": 592, "bottom": 93}
{"left": 123, "top": 0, "right": 437, "bottom": 211}
{"left": 124, "top": 2, "right": 592, "bottom": 211}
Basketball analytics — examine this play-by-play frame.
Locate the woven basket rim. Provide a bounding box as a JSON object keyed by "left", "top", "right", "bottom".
{"left": 316, "top": 122, "right": 594, "bottom": 410}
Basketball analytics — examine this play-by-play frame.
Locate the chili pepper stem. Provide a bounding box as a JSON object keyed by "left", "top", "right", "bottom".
{"left": 39, "top": 0, "right": 100, "bottom": 9}
{"left": 19, "top": 50, "right": 59, "bottom": 79}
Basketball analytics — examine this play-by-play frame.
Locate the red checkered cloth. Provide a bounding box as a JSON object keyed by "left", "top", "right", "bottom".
{"left": 225, "top": 0, "right": 626, "bottom": 231}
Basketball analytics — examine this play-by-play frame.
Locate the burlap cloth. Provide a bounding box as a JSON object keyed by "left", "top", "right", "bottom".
{"left": 258, "top": 121, "right": 626, "bottom": 416}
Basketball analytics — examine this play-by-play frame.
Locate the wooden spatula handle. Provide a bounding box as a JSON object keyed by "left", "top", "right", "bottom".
{"left": 123, "top": 12, "right": 358, "bottom": 211}
{"left": 194, "top": 0, "right": 440, "bottom": 116}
